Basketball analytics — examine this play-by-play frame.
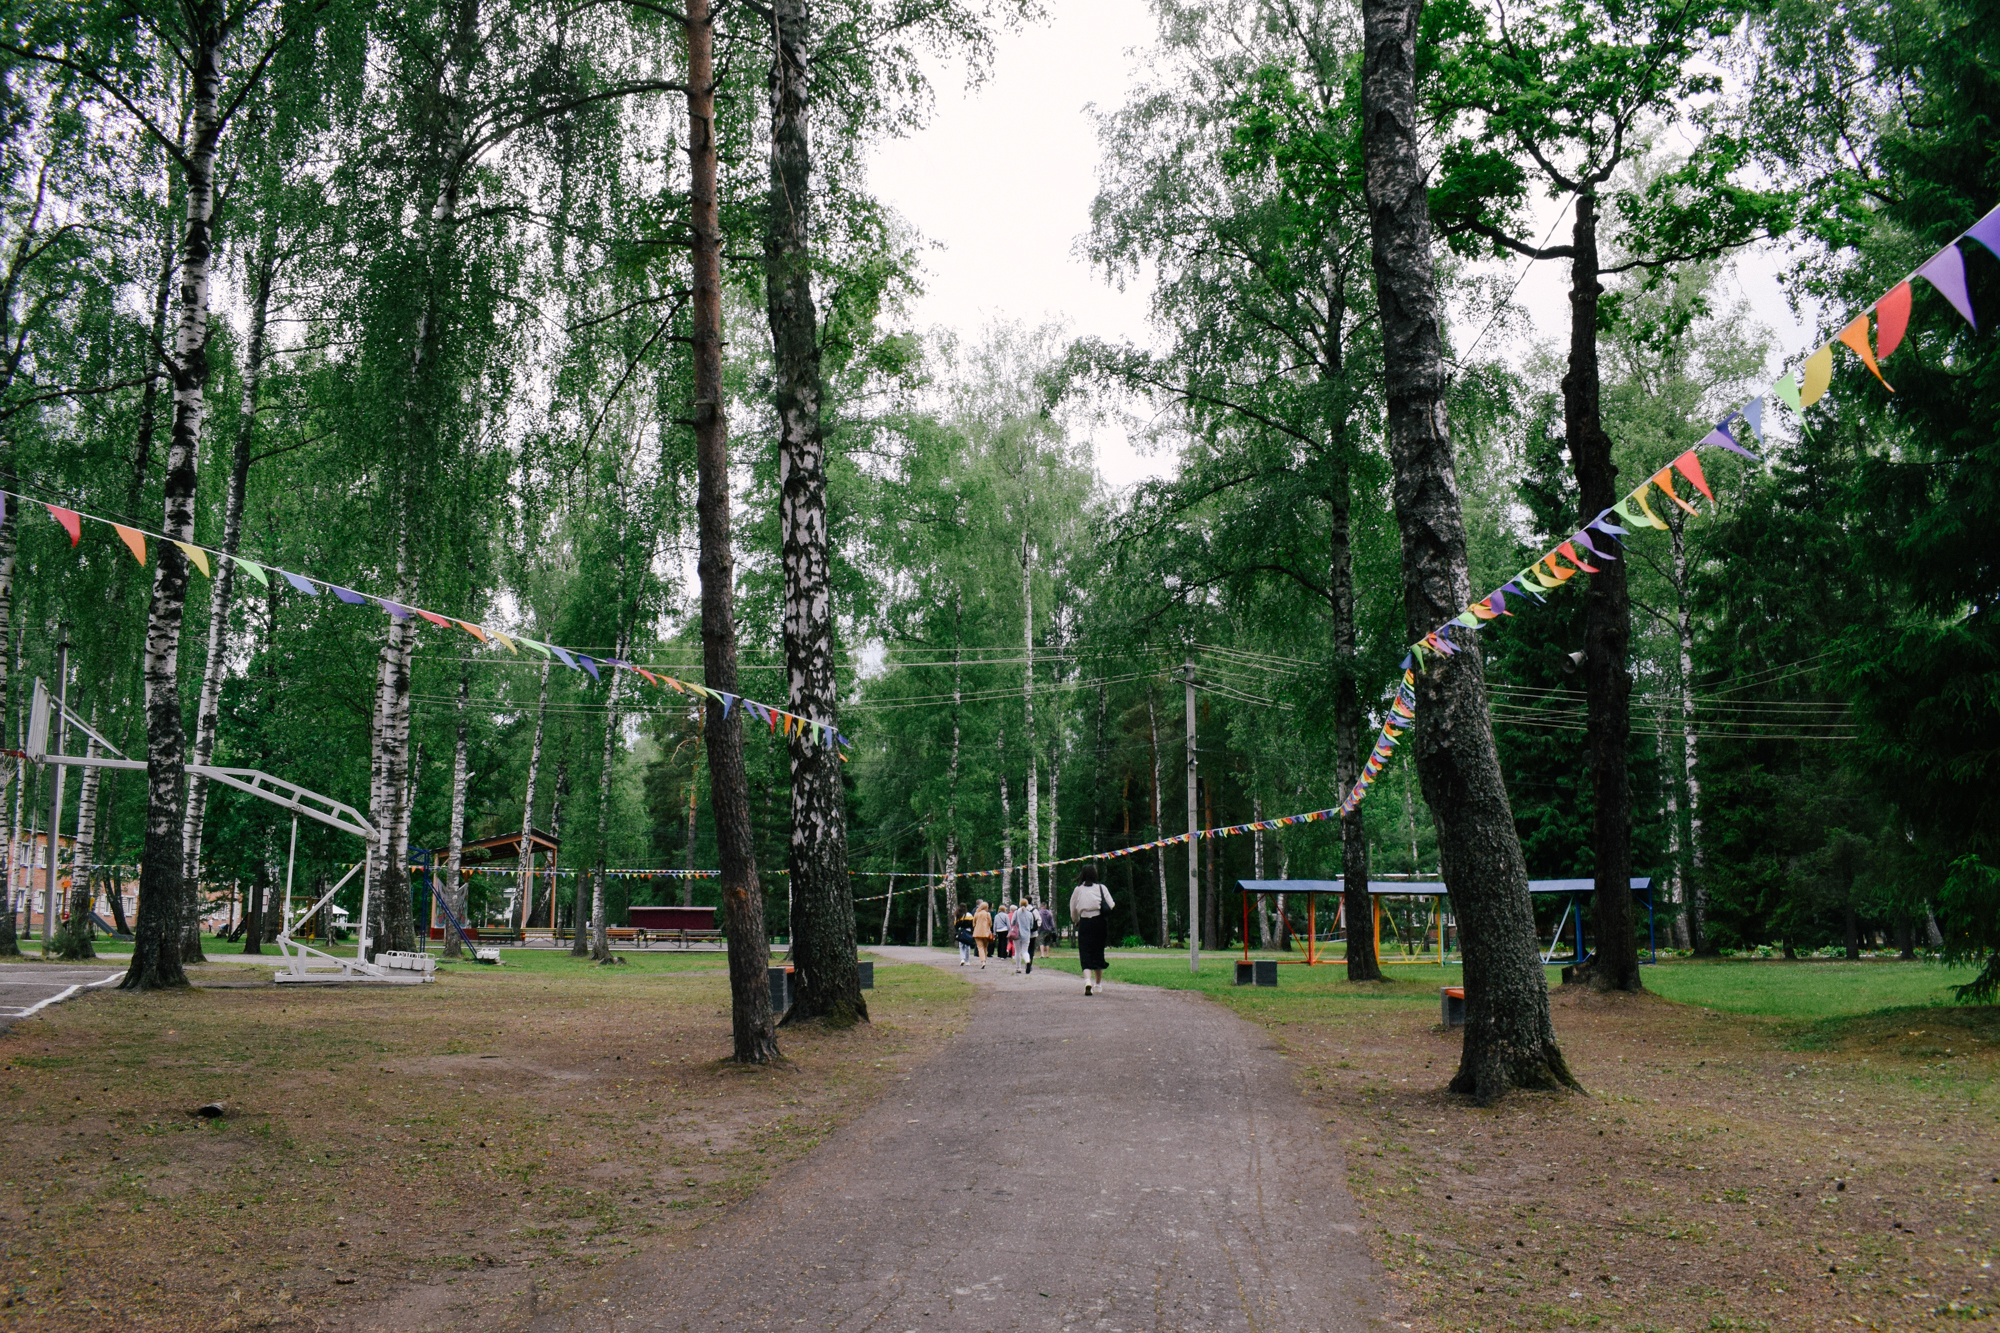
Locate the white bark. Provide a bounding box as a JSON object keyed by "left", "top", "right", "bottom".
{"left": 997, "top": 724, "right": 1013, "bottom": 903}
{"left": 1021, "top": 528, "right": 1038, "bottom": 908}
{"left": 443, "top": 663, "right": 470, "bottom": 957}
{"left": 589, "top": 635, "right": 627, "bottom": 961}
{"left": 1254, "top": 793, "right": 1270, "bottom": 947}
{"left": 517, "top": 654, "right": 551, "bottom": 930}
{"left": 1674, "top": 518, "right": 1707, "bottom": 951}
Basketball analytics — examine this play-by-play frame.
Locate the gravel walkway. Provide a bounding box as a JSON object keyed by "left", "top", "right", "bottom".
{"left": 537, "top": 946, "right": 1390, "bottom": 1332}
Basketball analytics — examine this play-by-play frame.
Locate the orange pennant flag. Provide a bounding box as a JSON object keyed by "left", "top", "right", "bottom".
{"left": 1837, "top": 312, "right": 1893, "bottom": 391}
{"left": 112, "top": 525, "right": 147, "bottom": 565}
{"left": 1649, "top": 470, "right": 1701, "bottom": 516}
{"left": 456, "top": 620, "right": 488, "bottom": 643}
{"left": 1671, "top": 450, "right": 1715, "bottom": 502}
{"left": 1541, "top": 554, "right": 1577, "bottom": 583}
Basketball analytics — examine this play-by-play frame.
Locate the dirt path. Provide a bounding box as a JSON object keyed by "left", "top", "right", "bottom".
{"left": 535, "top": 948, "right": 1389, "bottom": 1332}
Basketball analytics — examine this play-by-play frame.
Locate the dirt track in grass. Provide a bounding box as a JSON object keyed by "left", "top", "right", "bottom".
{"left": 1273, "top": 981, "right": 2000, "bottom": 1333}
{"left": 0, "top": 955, "right": 970, "bottom": 1332}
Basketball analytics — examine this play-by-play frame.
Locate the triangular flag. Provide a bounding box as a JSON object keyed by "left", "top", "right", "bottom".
{"left": 331, "top": 585, "right": 367, "bottom": 604}
{"left": 1629, "top": 488, "right": 1671, "bottom": 530}
{"left": 1837, "top": 312, "right": 1892, "bottom": 391}
{"left": 417, "top": 608, "right": 452, "bottom": 628}
{"left": 1572, "top": 529, "right": 1613, "bottom": 564}
{"left": 455, "top": 620, "right": 488, "bottom": 642}
{"left": 231, "top": 554, "right": 268, "bottom": 586}
{"left": 175, "top": 542, "right": 212, "bottom": 576}
{"left": 113, "top": 525, "right": 147, "bottom": 564}
{"left": 1453, "top": 610, "right": 1479, "bottom": 627}
{"left": 576, "top": 654, "right": 601, "bottom": 682}
{"left": 1773, "top": 371, "right": 1803, "bottom": 412}
{"left": 1468, "top": 600, "right": 1498, "bottom": 621}
{"left": 1917, "top": 245, "right": 1975, "bottom": 328}
{"left": 1964, "top": 201, "right": 2000, "bottom": 263}
{"left": 1699, "top": 425, "right": 1761, "bottom": 463}
{"left": 1876, "top": 282, "right": 1912, "bottom": 360}
{"left": 382, "top": 601, "right": 412, "bottom": 622}
{"left": 549, "top": 642, "right": 577, "bottom": 669}
{"left": 1558, "top": 541, "right": 1599, "bottom": 573}
{"left": 44, "top": 504, "right": 80, "bottom": 545}
{"left": 490, "top": 631, "right": 518, "bottom": 654}
{"left": 282, "top": 571, "right": 318, "bottom": 595}
{"left": 517, "top": 637, "right": 553, "bottom": 658}
{"left": 1742, "top": 398, "right": 1764, "bottom": 443}
{"left": 1671, "top": 451, "right": 1715, "bottom": 502}
{"left": 1799, "top": 344, "right": 1833, "bottom": 408}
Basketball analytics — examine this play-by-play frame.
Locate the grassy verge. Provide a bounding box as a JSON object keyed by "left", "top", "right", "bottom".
{"left": 0, "top": 954, "right": 970, "bottom": 1331}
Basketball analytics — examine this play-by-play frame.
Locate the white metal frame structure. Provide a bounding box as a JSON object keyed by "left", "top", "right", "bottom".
{"left": 27, "top": 679, "right": 431, "bottom": 985}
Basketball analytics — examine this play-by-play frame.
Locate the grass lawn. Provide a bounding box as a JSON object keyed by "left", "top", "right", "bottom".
{"left": 0, "top": 952, "right": 970, "bottom": 1331}
{"left": 1043, "top": 945, "right": 2000, "bottom": 1333}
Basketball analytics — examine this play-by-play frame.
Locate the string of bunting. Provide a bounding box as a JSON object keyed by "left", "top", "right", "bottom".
{"left": 1327, "top": 198, "right": 2000, "bottom": 820}
{"left": 10, "top": 488, "right": 853, "bottom": 758}
{"left": 423, "top": 866, "right": 720, "bottom": 879}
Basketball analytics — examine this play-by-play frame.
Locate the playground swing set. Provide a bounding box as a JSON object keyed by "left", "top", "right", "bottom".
{"left": 1233, "top": 877, "right": 1658, "bottom": 969}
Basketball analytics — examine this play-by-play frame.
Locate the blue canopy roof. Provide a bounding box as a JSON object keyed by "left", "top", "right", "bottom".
{"left": 1234, "top": 877, "right": 1652, "bottom": 897}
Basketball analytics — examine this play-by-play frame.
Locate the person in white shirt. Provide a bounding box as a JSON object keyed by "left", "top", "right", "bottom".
{"left": 1011, "top": 900, "right": 1039, "bottom": 974}
{"left": 1067, "top": 866, "right": 1115, "bottom": 995}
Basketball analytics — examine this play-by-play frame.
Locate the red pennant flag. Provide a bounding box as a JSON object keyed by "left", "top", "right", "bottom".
{"left": 417, "top": 608, "right": 452, "bottom": 628}
{"left": 1671, "top": 451, "right": 1715, "bottom": 503}
{"left": 1876, "top": 281, "right": 1912, "bottom": 360}
{"left": 44, "top": 504, "right": 80, "bottom": 546}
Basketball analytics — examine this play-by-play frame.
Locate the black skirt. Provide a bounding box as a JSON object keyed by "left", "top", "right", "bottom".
{"left": 1076, "top": 914, "right": 1110, "bottom": 971}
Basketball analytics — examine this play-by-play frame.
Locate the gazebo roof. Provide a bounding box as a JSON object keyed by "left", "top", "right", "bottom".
{"left": 462, "top": 827, "right": 560, "bottom": 862}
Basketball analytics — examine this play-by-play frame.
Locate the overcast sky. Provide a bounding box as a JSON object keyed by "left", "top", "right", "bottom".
{"left": 862, "top": 3, "right": 1818, "bottom": 491}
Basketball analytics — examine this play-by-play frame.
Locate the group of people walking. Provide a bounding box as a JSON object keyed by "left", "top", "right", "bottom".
{"left": 953, "top": 866, "right": 1116, "bottom": 996}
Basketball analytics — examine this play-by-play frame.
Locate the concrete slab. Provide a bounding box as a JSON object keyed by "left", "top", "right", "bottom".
{"left": 0, "top": 963, "right": 124, "bottom": 1027}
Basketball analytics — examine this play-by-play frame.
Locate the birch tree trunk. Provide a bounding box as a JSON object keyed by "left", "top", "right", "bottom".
{"left": 1148, "top": 691, "right": 1169, "bottom": 946}
{"left": 517, "top": 654, "right": 551, "bottom": 932}
{"left": 179, "top": 231, "right": 275, "bottom": 963}
{"left": 364, "top": 520, "right": 420, "bottom": 958}
{"left": 689, "top": 0, "right": 773, "bottom": 1058}
{"left": 766, "top": 0, "right": 861, "bottom": 1025}
{"left": 589, "top": 636, "right": 627, "bottom": 962}
{"left": 1021, "top": 529, "right": 1038, "bottom": 909}
{"left": 1332, "top": 457, "right": 1382, "bottom": 980}
{"left": 442, "top": 660, "right": 471, "bottom": 958}
{"left": 997, "top": 724, "right": 1013, "bottom": 903}
{"left": 1044, "top": 742, "right": 1059, "bottom": 905}
{"left": 1563, "top": 189, "right": 1640, "bottom": 992}
{"left": 1359, "top": 0, "right": 1575, "bottom": 1098}
{"left": 1673, "top": 516, "right": 1710, "bottom": 954}
{"left": 942, "top": 593, "right": 961, "bottom": 932}
{"left": 57, "top": 716, "right": 102, "bottom": 958}
{"left": 126, "top": 5, "right": 227, "bottom": 992}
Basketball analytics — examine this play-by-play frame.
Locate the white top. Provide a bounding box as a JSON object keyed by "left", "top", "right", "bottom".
{"left": 1069, "top": 882, "right": 1115, "bottom": 918}
{"left": 1013, "top": 904, "right": 1039, "bottom": 937}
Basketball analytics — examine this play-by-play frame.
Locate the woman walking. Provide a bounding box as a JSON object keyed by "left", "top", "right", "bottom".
{"left": 955, "top": 907, "right": 976, "bottom": 964}
{"left": 993, "top": 900, "right": 1012, "bottom": 964}
{"left": 1012, "top": 899, "right": 1039, "bottom": 974}
{"left": 1068, "top": 866, "right": 1114, "bottom": 995}
{"left": 972, "top": 900, "right": 994, "bottom": 965}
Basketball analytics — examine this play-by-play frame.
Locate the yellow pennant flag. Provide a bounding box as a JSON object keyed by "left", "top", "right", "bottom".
{"left": 174, "top": 542, "right": 211, "bottom": 576}
{"left": 489, "top": 631, "right": 519, "bottom": 654}
{"left": 1799, "top": 344, "right": 1834, "bottom": 407}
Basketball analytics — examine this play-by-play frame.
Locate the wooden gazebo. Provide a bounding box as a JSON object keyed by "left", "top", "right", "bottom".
{"left": 462, "top": 827, "right": 561, "bottom": 932}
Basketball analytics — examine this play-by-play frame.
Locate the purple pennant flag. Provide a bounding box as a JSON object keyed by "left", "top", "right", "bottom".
{"left": 576, "top": 654, "right": 602, "bottom": 682}
{"left": 382, "top": 600, "right": 412, "bottom": 622}
{"left": 282, "top": 571, "right": 318, "bottom": 595}
{"left": 1965, "top": 202, "right": 2000, "bottom": 262}
{"left": 1488, "top": 588, "right": 1510, "bottom": 615}
{"left": 1698, "top": 425, "right": 1762, "bottom": 463}
{"left": 331, "top": 586, "right": 367, "bottom": 605}
{"left": 1589, "top": 514, "right": 1630, "bottom": 541}
{"left": 1917, "top": 244, "right": 1976, "bottom": 329}
{"left": 548, "top": 642, "right": 578, "bottom": 669}
{"left": 1572, "top": 529, "right": 1614, "bottom": 563}
{"left": 720, "top": 693, "right": 736, "bottom": 719}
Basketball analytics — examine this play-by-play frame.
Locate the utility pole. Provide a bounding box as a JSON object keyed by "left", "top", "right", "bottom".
{"left": 42, "top": 631, "right": 68, "bottom": 950}
{"left": 1182, "top": 660, "right": 1198, "bottom": 976}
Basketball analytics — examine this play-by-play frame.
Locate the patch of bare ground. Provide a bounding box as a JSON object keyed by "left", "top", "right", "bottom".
{"left": 0, "top": 955, "right": 968, "bottom": 1332}
{"left": 1262, "top": 983, "right": 2000, "bottom": 1333}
